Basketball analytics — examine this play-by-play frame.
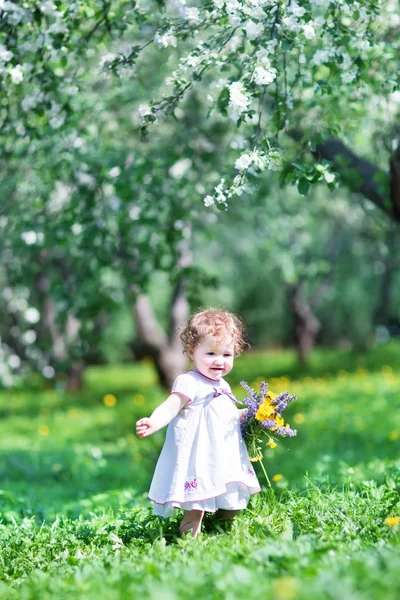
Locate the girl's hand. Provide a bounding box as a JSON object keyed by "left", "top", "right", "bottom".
{"left": 136, "top": 417, "right": 156, "bottom": 438}
{"left": 239, "top": 408, "right": 248, "bottom": 423}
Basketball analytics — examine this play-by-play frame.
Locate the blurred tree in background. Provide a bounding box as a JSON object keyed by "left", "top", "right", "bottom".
{"left": 0, "top": 1, "right": 399, "bottom": 388}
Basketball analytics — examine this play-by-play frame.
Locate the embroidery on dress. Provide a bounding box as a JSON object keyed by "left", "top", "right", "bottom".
{"left": 184, "top": 477, "right": 198, "bottom": 490}
{"left": 213, "top": 388, "right": 239, "bottom": 404}
{"left": 243, "top": 466, "right": 254, "bottom": 476}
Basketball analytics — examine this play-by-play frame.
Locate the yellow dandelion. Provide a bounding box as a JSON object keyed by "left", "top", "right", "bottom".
{"left": 267, "top": 440, "right": 277, "bottom": 449}
{"left": 38, "top": 424, "right": 50, "bottom": 437}
{"left": 67, "top": 407, "right": 81, "bottom": 418}
{"left": 294, "top": 413, "right": 305, "bottom": 424}
{"left": 275, "top": 415, "right": 284, "bottom": 428}
{"left": 255, "top": 400, "right": 274, "bottom": 422}
{"left": 250, "top": 455, "right": 263, "bottom": 462}
{"left": 389, "top": 430, "right": 399, "bottom": 441}
{"left": 382, "top": 365, "right": 393, "bottom": 375}
{"left": 273, "top": 474, "right": 283, "bottom": 482}
{"left": 133, "top": 394, "right": 144, "bottom": 406}
{"left": 103, "top": 394, "right": 117, "bottom": 407}
{"left": 272, "top": 576, "right": 298, "bottom": 600}
{"left": 385, "top": 516, "right": 400, "bottom": 527}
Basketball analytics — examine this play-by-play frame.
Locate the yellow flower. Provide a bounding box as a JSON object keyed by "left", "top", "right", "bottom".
{"left": 389, "top": 431, "right": 399, "bottom": 441}
{"left": 133, "top": 394, "right": 144, "bottom": 406}
{"left": 294, "top": 413, "right": 305, "bottom": 424}
{"left": 267, "top": 391, "right": 277, "bottom": 400}
{"left": 267, "top": 440, "right": 277, "bottom": 448}
{"left": 103, "top": 394, "right": 117, "bottom": 407}
{"left": 273, "top": 474, "right": 283, "bottom": 482}
{"left": 38, "top": 425, "right": 50, "bottom": 436}
{"left": 275, "top": 415, "right": 284, "bottom": 428}
{"left": 249, "top": 455, "right": 263, "bottom": 462}
{"left": 272, "top": 576, "right": 298, "bottom": 600}
{"left": 386, "top": 516, "right": 400, "bottom": 527}
{"left": 255, "top": 400, "right": 274, "bottom": 422}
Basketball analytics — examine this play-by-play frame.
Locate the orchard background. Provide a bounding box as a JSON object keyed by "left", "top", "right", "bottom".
{"left": 0, "top": 1, "right": 399, "bottom": 597}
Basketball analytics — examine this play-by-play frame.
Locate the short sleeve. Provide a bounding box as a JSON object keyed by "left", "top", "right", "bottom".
{"left": 221, "top": 379, "right": 232, "bottom": 393}
{"left": 171, "top": 373, "right": 198, "bottom": 402}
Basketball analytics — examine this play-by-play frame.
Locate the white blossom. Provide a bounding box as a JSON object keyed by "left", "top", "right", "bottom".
{"left": 311, "top": 48, "right": 335, "bottom": 66}
{"left": 204, "top": 195, "right": 215, "bottom": 207}
{"left": 169, "top": 158, "right": 192, "bottom": 179}
{"left": 235, "top": 153, "right": 252, "bottom": 170}
{"left": 186, "top": 55, "right": 202, "bottom": 69}
{"left": 154, "top": 31, "right": 178, "bottom": 48}
{"left": 341, "top": 69, "right": 358, "bottom": 84}
{"left": 303, "top": 22, "right": 316, "bottom": 39}
{"left": 21, "top": 231, "right": 37, "bottom": 245}
{"left": 0, "top": 45, "right": 13, "bottom": 62}
{"left": 9, "top": 64, "right": 23, "bottom": 84}
{"left": 245, "top": 20, "right": 264, "bottom": 40}
{"left": 254, "top": 65, "right": 276, "bottom": 85}
{"left": 287, "top": 1, "right": 306, "bottom": 17}
{"left": 24, "top": 308, "right": 40, "bottom": 324}
{"left": 99, "top": 53, "right": 116, "bottom": 68}
{"left": 23, "top": 330, "right": 37, "bottom": 344}
{"left": 281, "top": 15, "right": 301, "bottom": 32}
{"left": 76, "top": 171, "right": 96, "bottom": 188}
{"left": 228, "top": 81, "right": 251, "bottom": 121}
{"left": 43, "top": 366, "right": 55, "bottom": 378}
{"left": 49, "top": 114, "right": 65, "bottom": 129}
{"left": 185, "top": 7, "right": 200, "bottom": 22}
{"left": 8, "top": 354, "right": 21, "bottom": 369}
{"left": 109, "top": 166, "right": 121, "bottom": 178}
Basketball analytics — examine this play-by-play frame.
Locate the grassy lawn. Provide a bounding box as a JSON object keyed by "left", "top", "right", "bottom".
{"left": 0, "top": 343, "right": 399, "bottom": 599}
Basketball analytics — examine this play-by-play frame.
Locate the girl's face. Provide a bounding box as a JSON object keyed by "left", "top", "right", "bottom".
{"left": 190, "top": 335, "right": 235, "bottom": 381}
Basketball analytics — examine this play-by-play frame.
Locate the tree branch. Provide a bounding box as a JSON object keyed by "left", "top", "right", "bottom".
{"left": 289, "top": 129, "right": 400, "bottom": 224}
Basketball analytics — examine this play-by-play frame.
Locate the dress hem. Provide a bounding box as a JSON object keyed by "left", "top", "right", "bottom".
{"left": 149, "top": 480, "right": 262, "bottom": 505}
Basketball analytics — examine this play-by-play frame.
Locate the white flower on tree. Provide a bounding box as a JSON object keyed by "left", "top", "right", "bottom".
{"left": 185, "top": 7, "right": 201, "bottom": 22}
{"left": 154, "top": 31, "right": 178, "bottom": 48}
{"left": 228, "top": 81, "right": 251, "bottom": 121}
{"left": 245, "top": 20, "right": 264, "bottom": 40}
{"left": 235, "top": 153, "right": 252, "bottom": 170}
{"left": 9, "top": 64, "right": 23, "bottom": 84}
{"left": 302, "top": 22, "right": 316, "bottom": 39}
{"left": 254, "top": 65, "right": 277, "bottom": 85}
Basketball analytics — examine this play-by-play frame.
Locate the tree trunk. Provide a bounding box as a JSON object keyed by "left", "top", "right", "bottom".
{"left": 66, "top": 359, "right": 85, "bottom": 392}
{"left": 131, "top": 283, "right": 189, "bottom": 389}
{"left": 373, "top": 227, "right": 400, "bottom": 326}
{"left": 286, "top": 283, "right": 321, "bottom": 364}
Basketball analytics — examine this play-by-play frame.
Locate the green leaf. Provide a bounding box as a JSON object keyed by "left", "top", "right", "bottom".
{"left": 298, "top": 178, "right": 310, "bottom": 196}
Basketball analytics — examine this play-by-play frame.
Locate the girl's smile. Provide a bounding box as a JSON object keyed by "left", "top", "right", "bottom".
{"left": 190, "top": 336, "right": 235, "bottom": 381}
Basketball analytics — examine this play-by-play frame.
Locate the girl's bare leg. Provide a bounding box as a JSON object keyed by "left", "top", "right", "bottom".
{"left": 179, "top": 509, "right": 204, "bottom": 537}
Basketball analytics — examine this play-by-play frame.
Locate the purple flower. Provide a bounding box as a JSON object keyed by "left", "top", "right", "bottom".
{"left": 260, "top": 419, "right": 278, "bottom": 430}
{"left": 260, "top": 381, "right": 268, "bottom": 399}
{"left": 275, "top": 425, "right": 297, "bottom": 437}
{"left": 275, "top": 392, "right": 297, "bottom": 413}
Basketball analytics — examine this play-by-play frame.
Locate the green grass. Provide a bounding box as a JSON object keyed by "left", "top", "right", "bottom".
{"left": 0, "top": 344, "right": 399, "bottom": 599}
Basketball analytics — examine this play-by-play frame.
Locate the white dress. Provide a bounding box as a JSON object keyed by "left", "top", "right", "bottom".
{"left": 148, "top": 370, "right": 261, "bottom": 517}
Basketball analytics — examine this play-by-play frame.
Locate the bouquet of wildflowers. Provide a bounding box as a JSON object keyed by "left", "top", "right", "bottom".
{"left": 240, "top": 380, "right": 297, "bottom": 484}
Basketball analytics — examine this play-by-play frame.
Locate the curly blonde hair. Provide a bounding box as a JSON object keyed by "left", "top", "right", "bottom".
{"left": 180, "top": 308, "right": 249, "bottom": 356}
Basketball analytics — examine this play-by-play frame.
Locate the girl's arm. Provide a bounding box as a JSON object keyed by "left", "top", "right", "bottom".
{"left": 136, "top": 392, "right": 189, "bottom": 438}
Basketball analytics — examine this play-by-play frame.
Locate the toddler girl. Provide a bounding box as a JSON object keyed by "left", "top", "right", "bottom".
{"left": 135, "top": 308, "right": 261, "bottom": 537}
